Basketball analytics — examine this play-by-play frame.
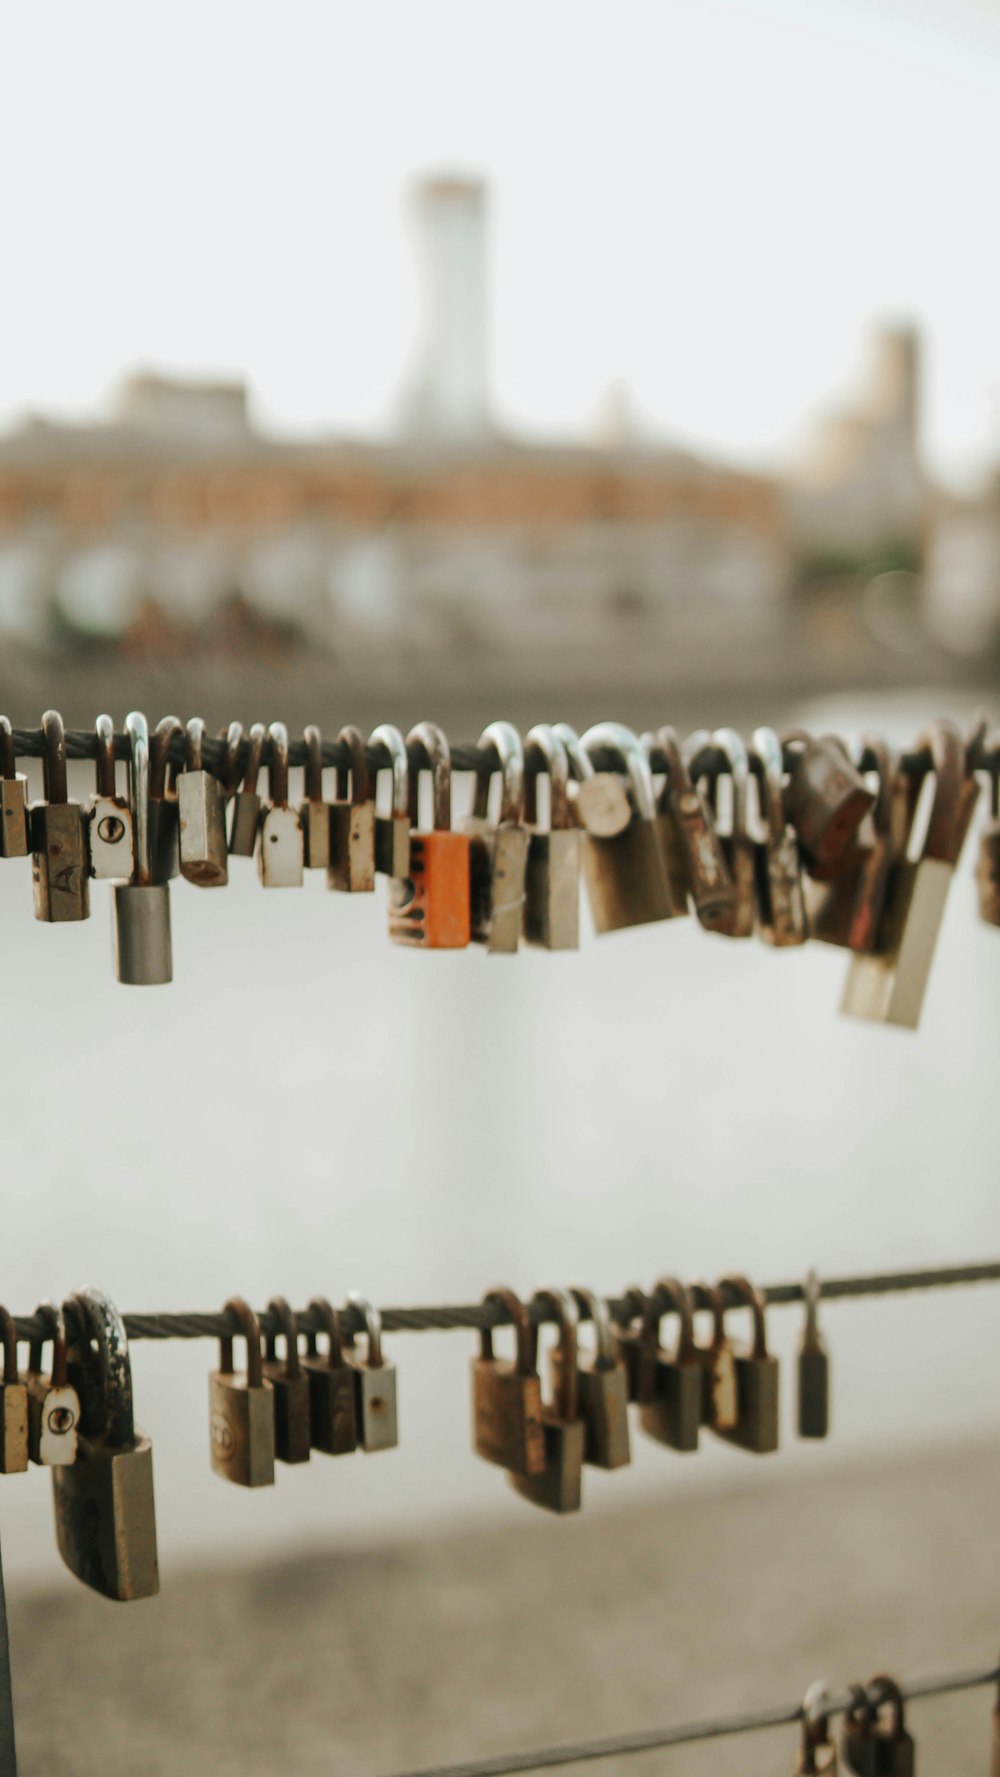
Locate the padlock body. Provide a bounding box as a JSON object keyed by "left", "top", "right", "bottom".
{"left": 841, "top": 856, "right": 953, "bottom": 1029}
{"left": 524, "top": 828, "right": 580, "bottom": 951}
{"left": 807, "top": 860, "right": 864, "bottom": 948}
{"left": 87, "top": 792, "right": 134, "bottom": 880}
{"left": 467, "top": 820, "right": 529, "bottom": 953}
{"left": 375, "top": 811, "right": 411, "bottom": 879}
{"left": 796, "top": 1736, "right": 839, "bottom": 1773}
{"left": 715, "top": 1352, "right": 780, "bottom": 1453}
{"left": 700, "top": 1341, "right": 739, "bottom": 1431}
{"left": 178, "top": 769, "right": 228, "bottom": 887}
{"left": 550, "top": 1352, "right": 630, "bottom": 1470}
{"left": 582, "top": 817, "right": 674, "bottom": 933}
{"left": 508, "top": 1412, "right": 585, "bottom": 1514}
{"left": 798, "top": 1344, "right": 830, "bottom": 1439}
{"left": 53, "top": 1431, "right": 159, "bottom": 1600}
{"left": 328, "top": 800, "right": 376, "bottom": 892}
{"left": 785, "top": 739, "right": 874, "bottom": 867}
{"left": 300, "top": 799, "right": 331, "bottom": 870}
{"left": 754, "top": 833, "right": 808, "bottom": 946}
{"left": 652, "top": 809, "right": 690, "bottom": 915}
{"left": 671, "top": 786, "right": 736, "bottom": 925}
{"left": 612, "top": 1327, "right": 644, "bottom": 1404}
{"left": 148, "top": 798, "right": 180, "bottom": 882}
{"left": 389, "top": 830, "right": 471, "bottom": 948}
{"left": 113, "top": 883, "right": 172, "bottom": 986}
{"left": 0, "top": 774, "right": 29, "bottom": 857}
{"left": 353, "top": 1359, "right": 398, "bottom": 1452}
{"left": 30, "top": 802, "right": 90, "bottom": 921}
{"left": 637, "top": 1357, "right": 702, "bottom": 1452}
{"left": 209, "top": 1372, "right": 276, "bottom": 1487}
{"left": 0, "top": 1382, "right": 28, "bottom": 1473}
{"left": 302, "top": 1356, "right": 358, "bottom": 1455}
{"left": 258, "top": 805, "right": 305, "bottom": 887}
{"left": 977, "top": 821, "right": 1000, "bottom": 927}
{"left": 700, "top": 833, "right": 755, "bottom": 937}
{"left": 574, "top": 773, "right": 632, "bottom": 837}
{"left": 26, "top": 1376, "right": 79, "bottom": 1466}
{"left": 471, "top": 1359, "right": 546, "bottom": 1475}
{"left": 262, "top": 1363, "right": 312, "bottom": 1465}
{"left": 229, "top": 790, "right": 262, "bottom": 857}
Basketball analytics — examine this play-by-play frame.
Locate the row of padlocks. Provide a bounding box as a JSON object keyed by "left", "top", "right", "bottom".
{"left": 5, "top": 709, "right": 998, "bottom": 1023}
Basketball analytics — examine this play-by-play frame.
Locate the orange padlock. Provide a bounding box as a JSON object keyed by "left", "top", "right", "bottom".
{"left": 388, "top": 722, "right": 471, "bottom": 949}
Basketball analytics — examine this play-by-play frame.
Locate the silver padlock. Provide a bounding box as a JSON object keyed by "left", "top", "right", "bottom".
{"left": 346, "top": 1293, "right": 398, "bottom": 1453}
{"left": 30, "top": 709, "right": 91, "bottom": 922}
{"left": 750, "top": 726, "right": 808, "bottom": 947}
{"left": 523, "top": 724, "right": 581, "bottom": 950}
{"left": 229, "top": 721, "right": 265, "bottom": 858}
{"left": 299, "top": 725, "right": 331, "bottom": 870}
{"left": 552, "top": 721, "right": 631, "bottom": 838}
{"left": 327, "top": 726, "right": 376, "bottom": 893}
{"left": 0, "top": 715, "right": 29, "bottom": 857}
{"left": 177, "top": 717, "right": 228, "bottom": 887}
{"left": 86, "top": 714, "right": 134, "bottom": 881}
{"left": 258, "top": 721, "right": 304, "bottom": 888}
{"left": 148, "top": 716, "right": 182, "bottom": 883}
{"left": 464, "top": 721, "right": 529, "bottom": 953}
{"left": 580, "top": 723, "right": 674, "bottom": 931}
{"left": 113, "top": 711, "right": 173, "bottom": 985}
{"left": 371, "top": 723, "right": 411, "bottom": 880}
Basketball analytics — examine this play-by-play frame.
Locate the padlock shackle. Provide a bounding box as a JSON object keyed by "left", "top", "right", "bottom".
{"left": 41, "top": 709, "right": 68, "bottom": 804}
{"left": 868, "top": 1673, "right": 907, "bottom": 1738}
{"left": 266, "top": 721, "right": 291, "bottom": 808}
{"left": 568, "top": 1287, "right": 615, "bottom": 1369}
{"left": 29, "top": 1301, "right": 68, "bottom": 1385}
{"left": 184, "top": 717, "right": 206, "bottom": 774}
{"left": 347, "top": 1291, "right": 384, "bottom": 1368}
{"left": 370, "top": 725, "right": 409, "bottom": 819}
{"left": 524, "top": 725, "right": 571, "bottom": 832}
{"left": 265, "top": 1296, "right": 302, "bottom": 1379}
{"left": 302, "top": 725, "right": 324, "bottom": 803}
{"left": 688, "top": 1280, "right": 726, "bottom": 1352}
{"left": 472, "top": 722, "right": 525, "bottom": 825}
{"left": 581, "top": 723, "right": 656, "bottom": 822}
{"left": 0, "top": 716, "right": 16, "bottom": 784}
{"left": 220, "top": 1297, "right": 265, "bottom": 1387}
{"left": 798, "top": 1679, "right": 834, "bottom": 1771}
{"left": 551, "top": 723, "right": 594, "bottom": 784}
{"left": 642, "top": 1277, "right": 696, "bottom": 1362}
{"left": 149, "top": 716, "right": 182, "bottom": 801}
{"left": 718, "top": 1273, "right": 769, "bottom": 1357}
{"left": 481, "top": 1287, "right": 536, "bottom": 1375}
{"left": 612, "top": 1284, "right": 648, "bottom": 1338}
{"left": 530, "top": 1288, "right": 579, "bottom": 1422}
{"left": 690, "top": 728, "right": 751, "bottom": 842}
{"left": 70, "top": 1286, "right": 136, "bottom": 1449}
{"left": 406, "top": 722, "right": 452, "bottom": 831}
{"left": 239, "top": 723, "right": 266, "bottom": 798}
{"left": 217, "top": 720, "right": 245, "bottom": 796}
{"left": 749, "top": 727, "right": 786, "bottom": 846}
{"left": 125, "top": 710, "right": 152, "bottom": 888}
{"left": 650, "top": 726, "right": 695, "bottom": 814}
{"left": 335, "top": 724, "right": 371, "bottom": 805}
{"left": 306, "top": 1296, "right": 348, "bottom": 1369}
{"left": 94, "top": 714, "right": 117, "bottom": 798}
{"left": 913, "top": 718, "right": 965, "bottom": 862}
{"left": 0, "top": 1306, "right": 18, "bottom": 1385}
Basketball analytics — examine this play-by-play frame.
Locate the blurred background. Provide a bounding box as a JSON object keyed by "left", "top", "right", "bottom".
{"left": 0, "top": 0, "right": 998, "bottom": 1772}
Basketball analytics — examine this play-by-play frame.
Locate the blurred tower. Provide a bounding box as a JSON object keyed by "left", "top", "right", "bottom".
{"left": 403, "top": 176, "right": 492, "bottom": 443}
{"left": 865, "top": 323, "right": 919, "bottom": 453}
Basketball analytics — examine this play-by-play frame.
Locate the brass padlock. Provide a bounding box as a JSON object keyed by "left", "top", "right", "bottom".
{"left": 209, "top": 1297, "right": 275, "bottom": 1488}
{"left": 508, "top": 1290, "right": 585, "bottom": 1515}
{"left": 636, "top": 1278, "right": 702, "bottom": 1453}
{"left": 712, "top": 1275, "right": 779, "bottom": 1454}
{"left": 797, "top": 1683, "right": 839, "bottom": 1774}
{"left": 177, "top": 716, "right": 228, "bottom": 887}
{"left": 258, "top": 721, "right": 304, "bottom": 887}
{"left": 522, "top": 724, "right": 581, "bottom": 951}
{"left": 611, "top": 1286, "right": 649, "bottom": 1404}
{"left": 148, "top": 716, "right": 182, "bottom": 882}
{"left": 0, "top": 716, "right": 29, "bottom": 858}
{"left": 262, "top": 1297, "right": 311, "bottom": 1466}
{"left": 797, "top": 1269, "right": 829, "bottom": 1440}
{"left": 552, "top": 721, "right": 631, "bottom": 839}
{"left": 807, "top": 739, "right": 910, "bottom": 951}
{"left": 370, "top": 724, "right": 412, "bottom": 880}
{"left": 842, "top": 1678, "right": 914, "bottom": 1777}
{"left": 389, "top": 723, "right": 470, "bottom": 949}
{"left": 977, "top": 737, "right": 1000, "bottom": 927}
{"left": 299, "top": 725, "right": 331, "bottom": 870}
{"left": 464, "top": 721, "right": 529, "bottom": 953}
{"left": 549, "top": 1287, "right": 629, "bottom": 1470}
{"left": 25, "top": 1303, "right": 80, "bottom": 1467}
{"left": 471, "top": 1287, "right": 546, "bottom": 1476}
{"left": 112, "top": 711, "right": 173, "bottom": 986}
{"left": 0, "top": 1306, "right": 28, "bottom": 1474}
{"left": 580, "top": 723, "right": 674, "bottom": 931}
{"left": 783, "top": 728, "right": 875, "bottom": 873}
{"left": 328, "top": 726, "right": 376, "bottom": 893}
{"left": 750, "top": 726, "right": 808, "bottom": 946}
{"left": 30, "top": 709, "right": 90, "bottom": 922}
{"left": 647, "top": 727, "right": 735, "bottom": 926}
{"left": 841, "top": 718, "right": 972, "bottom": 1028}
{"left": 301, "top": 1297, "right": 358, "bottom": 1456}
{"left": 53, "top": 1288, "right": 159, "bottom": 1601}
{"left": 346, "top": 1294, "right": 398, "bottom": 1453}
{"left": 229, "top": 721, "right": 265, "bottom": 858}
{"left": 688, "top": 729, "right": 756, "bottom": 937}
{"left": 689, "top": 1282, "right": 738, "bottom": 1432}
{"left": 86, "top": 714, "right": 134, "bottom": 881}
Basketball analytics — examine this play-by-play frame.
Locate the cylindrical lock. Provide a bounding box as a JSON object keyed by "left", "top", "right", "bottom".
{"left": 177, "top": 717, "right": 228, "bottom": 887}
{"left": 370, "top": 724, "right": 412, "bottom": 880}
{"left": 30, "top": 709, "right": 91, "bottom": 922}
{"left": 86, "top": 714, "right": 134, "bottom": 881}
{"left": 523, "top": 724, "right": 581, "bottom": 951}
{"left": 0, "top": 715, "right": 29, "bottom": 857}
{"left": 113, "top": 711, "right": 172, "bottom": 985}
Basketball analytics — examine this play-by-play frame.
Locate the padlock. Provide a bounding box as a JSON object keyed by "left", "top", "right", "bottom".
{"left": 299, "top": 724, "right": 331, "bottom": 870}
{"left": 0, "top": 715, "right": 29, "bottom": 858}
{"left": 977, "top": 737, "right": 1000, "bottom": 927}
{"left": 0, "top": 1307, "right": 28, "bottom": 1474}
{"left": 783, "top": 728, "right": 875, "bottom": 873}
{"left": 550, "top": 1287, "right": 630, "bottom": 1470}
{"left": 842, "top": 1678, "right": 914, "bottom": 1777}
{"left": 508, "top": 1290, "right": 585, "bottom": 1514}
{"left": 522, "top": 725, "right": 581, "bottom": 951}
{"left": 797, "top": 1268, "right": 830, "bottom": 1440}
{"left": 842, "top": 718, "right": 972, "bottom": 1028}
{"left": 580, "top": 723, "right": 675, "bottom": 931}
{"left": 471, "top": 1287, "right": 546, "bottom": 1476}
{"left": 389, "top": 722, "right": 470, "bottom": 949}
{"left": 688, "top": 1282, "right": 738, "bottom": 1432}
{"left": 52, "top": 1288, "right": 158, "bottom": 1601}
{"left": 370, "top": 724, "right": 412, "bottom": 880}
{"left": 646, "top": 727, "right": 735, "bottom": 926}
{"left": 258, "top": 721, "right": 305, "bottom": 888}
{"left": 611, "top": 1286, "right": 649, "bottom": 1404}
{"left": 261, "top": 1297, "right": 311, "bottom": 1465}
{"left": 553, "top": 722, "right": 632, "bottom": 838}
{"left": 301, "top": 1297, "right": 358, "bottom": 1456}
{"left": 209, "top": 1297, "right": 276, "bottom": 1488}
{"left": 25, "top": 1303, "right": 80, "bottom": 1467}
{"left": 687, "top": 729, "right": 756, "bottom": 937}
{"left": 841, "top": 1685, "right": 878, "bottom": 1777}
{"left": 807, "top": 740, "right": 910, "bottom": 951}
{"left": 712, "top": 1274, "right": 779, "bottom": 1454}
{"left": 797, "top": 1683, "right": 839, "bottom": 1774}
{"left": 465, "top": 721, "right": 529, "bottom": 953}
{"left": 328, "top": 725, "right": 376, "bottom": 892}
{"left": 636, "top": 1278, "right": 702, "bottom": 1453}
{"left": 177, "top": 716, "right": 228, "bottom": 887}
{"left": 346, "top": 1294, "right": 398, "bottom": 1453}
{"left": 750, "top": 726, "right": 808, "bottom": 946}
{"left": 85, "top": 713, "right": 134, "bottom": 880}
{"left": 30, "top": 709, "right": 90, "bottom": 922}
{"left": 148, "top": 716, "right": 182, "bottom": 882}
{"left": 112, "top": 711, "right": 173, "bottom": 986}
{"left": 229, "top": 721, "right": 265, "bottom": 857}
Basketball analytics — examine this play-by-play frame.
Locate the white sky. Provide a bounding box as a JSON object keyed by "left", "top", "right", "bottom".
{"left": 1, "top": 0, "right": 999, "bottom": 485}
